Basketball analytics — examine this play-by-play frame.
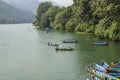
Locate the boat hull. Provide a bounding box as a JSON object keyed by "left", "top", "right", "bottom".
{"left": 55, "top": 48, "right": 73, "bottom": 51}
{"left": 63, "top": 40, "right": 78, "bottom": 43}
{"left": 92, "top": 42, "right": 108, "bottom": 46}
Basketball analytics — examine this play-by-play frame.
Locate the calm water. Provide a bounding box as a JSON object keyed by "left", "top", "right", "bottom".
{"left": 0, "top": 23, "right": 120, "bottom": 80}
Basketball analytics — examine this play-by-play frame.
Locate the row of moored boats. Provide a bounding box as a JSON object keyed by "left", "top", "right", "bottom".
{"left": 48, "top": 39, "right": 78, "bottom": 51}
{"left": 48, "top": 39, "right": 108, "bottom": 51}
{"left": 86, "top": 60, "right": 120, "bottom": 80}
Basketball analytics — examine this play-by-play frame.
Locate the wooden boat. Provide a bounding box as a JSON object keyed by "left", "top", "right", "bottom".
{"left": 92, "top": 41, "right": 108, "bottom": 46}
{"left": 101, "top": 61, "right": 109, "bottom": 69}
{"left": 106, "top": 67, "right": 120, "bottom": 73}
{"left": 108, "top": 72, "right": 120, "bottom": 77}
{"left": 94, "top": 63, "right": 120, "bottom": 73}
{"left": 55, "top": 45, "right": 73, "bottom": 51}
{"left": 110, "top": 59, "right": 120, "bottom": 67}
{"left": 101, "top": 61, "right": 120, "bottom": 69}
{"left": 50, "top": 44, "right": 58, "bottom": 46}
{"left": 63, "top": 39, "right": 78, "bottom": 43}
{"left": 93, "top": 63, "right": 107, "bottom": 72}
{"left": 48, "top": 42, "right": 58, "bottom": 46}
{"left": 101, "top": 61, "right": 120, "bottom": 73}
{"left": 113, "top": 59, "right": 120, "bottom": 65}
{"left": 85, "top": 66, "right": 120, "bottom": 80}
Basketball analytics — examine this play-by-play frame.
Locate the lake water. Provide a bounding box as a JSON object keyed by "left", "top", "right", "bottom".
{"left": 0, "top": 23, "right": 120, "bottom": 80}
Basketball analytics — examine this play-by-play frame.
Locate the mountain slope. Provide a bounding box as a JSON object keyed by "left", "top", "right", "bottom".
{"left": 3, "top": 0, "right": 63, "bottom": 13}
{"left": 0, "top": 0, "right": 34, "bottom": 24}
{"left": 38, "top": 0, "right": 62, "bottom": 7}
{"left": 3, "top": 0, "right": 40, "bottom": 13}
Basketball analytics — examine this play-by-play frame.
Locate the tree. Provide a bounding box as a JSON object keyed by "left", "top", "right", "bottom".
{"left": 93, "top": 0, "right": 120, "bottom": 40}
{"left": 52, "top": 7, "right": 73, "bottom": 30}
{"left": 33, "top": 0, "right": 120, "bottom": 41}
{"left": 45, "top": 6, "right": 61, "bottom": 27}
{"left": 33, "top": 2, "right": 52, "bottom": 27}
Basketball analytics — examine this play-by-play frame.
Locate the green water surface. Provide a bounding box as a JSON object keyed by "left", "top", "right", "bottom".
{"left": 0, "top": 23, "right": 120, "bottom": 80}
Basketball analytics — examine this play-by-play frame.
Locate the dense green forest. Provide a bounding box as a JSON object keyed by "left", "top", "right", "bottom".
{"left": 0, "top": 0, "right": 34, "bottom": 24}
{"left": 33, "top": 0, "right": 120, "bottom": 41}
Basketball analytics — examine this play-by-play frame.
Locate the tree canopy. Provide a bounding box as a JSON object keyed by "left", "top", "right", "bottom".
{"left": 33, "top": 0, "right": 120, "bottom": 41}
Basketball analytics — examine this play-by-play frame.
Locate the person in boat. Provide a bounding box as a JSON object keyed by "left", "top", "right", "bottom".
{"left": 48, "top": 42, "right": 50, "bottom": 45}
{"left": 59, "top": 45, "right": 64, "bottom": 49}
{"left": 48, "top": 42, "right": 52, "bottom": 46}
{"left": 69, "top": 46, "right": 71, "bottom": 48}
{"left": 56, "top": 45, "right": 64, "bottom": 49}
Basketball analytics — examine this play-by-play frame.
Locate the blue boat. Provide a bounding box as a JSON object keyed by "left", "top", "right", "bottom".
{"left": 101, "top": 61, "right": 109, "bottom": 69}
{"left": 85, "top": 66, "right": 120, "bottom": 80}
{"left": 93, "top": 63, "right": 107, "bottom": 72}
{"left": 101, "top": 61, "right": 120, "bottom": 73}
{"left": 92, "top": 41, "right": 108, "bottom": 46}
{"left": 108, "top": 72, "right": 120, "bottom": 77}
{"left": 106, "top": 67, "right": 120, "bottom": 73}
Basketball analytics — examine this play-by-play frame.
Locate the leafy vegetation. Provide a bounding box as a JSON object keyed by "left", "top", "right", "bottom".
{"left": 33, "top": 2, "right": 52, "bottom": 27}
{"left": 33, "top": 0, "right": 120, "bottom": 41}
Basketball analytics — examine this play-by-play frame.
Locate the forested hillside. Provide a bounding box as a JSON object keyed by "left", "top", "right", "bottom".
{"left": 0, "top": 0, "right": 34, "bottom": 24}
{"left": 33, "top": 0, "right": 120, "bottom": 41}
{"left": 3, "top": 0, "right": 40, "bottom": 13}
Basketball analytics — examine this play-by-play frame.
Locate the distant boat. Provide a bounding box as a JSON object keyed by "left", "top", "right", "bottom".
{"left": 45, "top": 28, "right": 50, "bottom": 33}
{"left": 63, "top": 39, "right": 78, "bottom": 43}
{"left": 92, "top": 41, "right": 108, "bottom": 46}
{"left": 55, "top": 45, "right": 73, "bottom": 51}
{"left": 48, "top": 42, "right": 58, "bottom": 46}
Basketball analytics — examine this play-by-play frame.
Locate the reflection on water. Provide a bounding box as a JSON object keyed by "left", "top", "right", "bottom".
{"left": 0, "top": 23, "right": 120, "bottom": 80}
